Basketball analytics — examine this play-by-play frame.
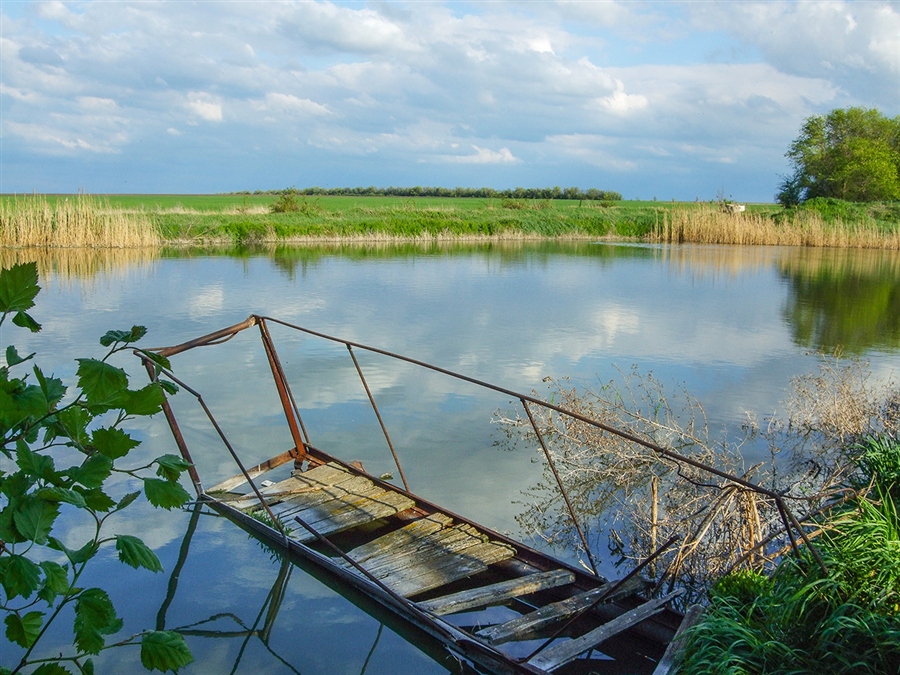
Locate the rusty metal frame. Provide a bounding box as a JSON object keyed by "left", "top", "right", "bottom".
{"left": 143, "top": 314, "right": 826, "bottom": 580}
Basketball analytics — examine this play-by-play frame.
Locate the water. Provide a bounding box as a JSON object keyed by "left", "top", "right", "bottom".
{"left": 2, "top": 241, "right": 899, "bottom": 673}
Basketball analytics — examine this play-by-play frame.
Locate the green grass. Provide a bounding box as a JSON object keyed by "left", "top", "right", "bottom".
{"left": 677, "top": 435, "right": 900, "bottom": 675}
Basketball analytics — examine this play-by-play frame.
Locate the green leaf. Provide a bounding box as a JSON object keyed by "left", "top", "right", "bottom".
{"left": 5, "top": 345, "right": 34, "bottom": 367}
{"left": 91, "top": 427, "right": 139, "bottom": 460}
{"left": 140, "top": 630, "right": 194, "bottom": 672}
{"left": 0, "top": 262, "right": 40, "bottom": 313}
{"left": 74, "top": 588, "right": 122, "bottom": 654}
{"left": 72, "top": 453, "right": 112, "bottom": 489}
{"left": 34, "top": 366, "right": 66, "bottom": 409}
{"left": 13, "top": 497, "right": 60, "bottom": 544}
{"left": 118, "top": 383, "right": 165, "bottom": 417}
{"left": 159, "top": 380, "right": 179, "bottom": 396}
{"left": 38, "top": 560, "right": 70, "bottom": 604}
{"left": 143, "top": 478, "right": 191, "bottom": 510}
{"left": 0, "top": 554, "right": 42, "bottom": 600}
{"left": 136, "top": 349, "right": 172, "bottom": 372}
{"left": 16, "top": 444, "right": 56, "bottom": 482}
{"left": 155, "top": 454, "right": 192, "bottom": 482}
{"left": 13, "top": 311, "right": 42, "bottom": 333}
{"left": 80, "top": 658, "right": 95, "bottom": 675}
{"left": 37, "top": 487, "right": 87, "bottom": 508}
{"left": 32, "top": 664, "right": 72, "bottom": 675}
{"left": 77, "top": 486, "right": 116, "bottom": 513}
{"left": 55, "top": 406, "right": 92, "bottom": 450}
{"left": 99, "top": 325, "right": 147, "bottom": 347}
{"left": 4, "top": 611, "right": 44, "bottom": 648}
{"left": 114, "top": 491, "right": 141, "bottom": 512}
{"left": 115, "top": 535, "right": 163, "bottom": 573}
{"left": 75, "top": 359, "right": 128, "bottom": 410}
{"left": 48, "top": 537, "right": 98, "bottom": 565}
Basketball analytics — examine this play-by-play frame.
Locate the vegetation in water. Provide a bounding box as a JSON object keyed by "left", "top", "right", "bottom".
{"left": 0, "top": 262, "right": 194, "bottom": 674}
{"left": 677, "top": 435, "right": 900, "bottom": 675}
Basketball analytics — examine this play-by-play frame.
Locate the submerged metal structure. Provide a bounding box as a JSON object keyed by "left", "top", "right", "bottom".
{"left": 138, "top": 315, "right": 811, "bottom": 674}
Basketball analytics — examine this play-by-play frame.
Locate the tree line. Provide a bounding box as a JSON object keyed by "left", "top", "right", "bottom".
{"left": 234, "top": 185, "right": 623, "bottom": 201}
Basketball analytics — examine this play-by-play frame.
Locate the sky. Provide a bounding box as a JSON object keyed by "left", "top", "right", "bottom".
{"left": 0, "top": 1, "right": 897, "bottom": 201}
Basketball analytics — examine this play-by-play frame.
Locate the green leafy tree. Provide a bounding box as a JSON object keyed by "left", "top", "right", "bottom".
{"left": 0, "top": 263, "right": 194, "bottom": 674}
{"left": 779, "top": 107, "right": 900, "bottom": 205}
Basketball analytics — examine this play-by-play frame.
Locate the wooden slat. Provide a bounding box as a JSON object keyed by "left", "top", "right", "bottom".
{"left": 380, "top": 540, "right": 516, "bottom": 597}
{"left": 651, "top": 604, "right": 704, "bottom": 675}
{"left": 341, "top": 514, "right": 453, "bottom": 565}
{"left": 527, "top": 591, "right": 682, "bottom": 672}
{"left": 340, "top": 521, "right": 516, "bottom": 597}
{"left": 292, "top": 488, "right": 415, "bottom": 542}
{"left": 267, "top": 475, "right": 376, "bottom": 517}
{"left": 206, "top": 450, "right": 296, "bottom": 494}
{"left": 418, "top": 569, "right": 576, "bottom": 616}
{"left": 477, "top": 575, "right": 646, "bottom": 645}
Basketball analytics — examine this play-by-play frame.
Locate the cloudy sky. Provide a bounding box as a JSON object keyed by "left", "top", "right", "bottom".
{"left": 1, "top": 1, "right": 897, "bottom": 200}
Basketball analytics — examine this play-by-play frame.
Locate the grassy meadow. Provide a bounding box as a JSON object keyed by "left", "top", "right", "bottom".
{"left": 1, "top": 192, "right": 899, "bottom": 249}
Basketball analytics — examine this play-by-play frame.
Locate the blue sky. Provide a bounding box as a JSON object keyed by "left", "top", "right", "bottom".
{"left": 1, "top": 1, "right": 897, "bottom": 201}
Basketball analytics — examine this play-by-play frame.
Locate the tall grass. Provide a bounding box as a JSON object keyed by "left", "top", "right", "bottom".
{"left": 0, "top": 195, "right": 160, "bottom": 248}
{"left": 651, "top": 205, "right": 900, "bottom": 249}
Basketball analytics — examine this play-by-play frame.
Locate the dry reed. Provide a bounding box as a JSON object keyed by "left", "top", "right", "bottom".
{"left": 651, "top": 205, "right": 900, "bottom": 249}
{"left": 0, "top": 195, "right": 160, "bottom": 248}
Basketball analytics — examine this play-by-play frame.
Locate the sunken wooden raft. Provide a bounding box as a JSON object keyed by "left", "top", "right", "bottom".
{"left": 236, "top": 462, "right": 517, "bottom": 598}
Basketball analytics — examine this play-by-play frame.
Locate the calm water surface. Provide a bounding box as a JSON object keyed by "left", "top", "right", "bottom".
{"left": 2, "top": 241, "right": 899, "bottom": 674}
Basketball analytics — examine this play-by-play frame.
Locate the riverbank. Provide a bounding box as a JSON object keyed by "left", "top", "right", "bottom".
{"left": 2, "top": 194, "right": 899, "bottom": 249}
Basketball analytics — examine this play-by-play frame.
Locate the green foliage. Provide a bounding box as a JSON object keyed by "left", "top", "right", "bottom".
{"left": 782, "top": 107, "right": 900, "bottom": 203}
{"left": 678, "top": 435, "right": 900, "bottom": 674}
{"left": 0, "top": 262, "right": 192, "bottom": 673}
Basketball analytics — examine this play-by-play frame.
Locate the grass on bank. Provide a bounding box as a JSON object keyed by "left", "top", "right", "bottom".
{"left": 677, "top": 435, "right": 900, "bottom": 675}
{"left": 0, "top": 194, "right": 160, "bottom": 248}
{"left": 1, "top": 193, "right": 899, "bottom": 249}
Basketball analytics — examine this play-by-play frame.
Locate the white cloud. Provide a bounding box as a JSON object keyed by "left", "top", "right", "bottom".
{"left": 186, "top": 92, "right": 223, "bottom": 122}
{"left": 441, "top": 146, "right": 520, "bottom": 164}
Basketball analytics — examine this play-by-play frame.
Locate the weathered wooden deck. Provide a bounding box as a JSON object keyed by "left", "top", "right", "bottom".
{"left": 208, "top": 457, "right": 687, "bottom": 674}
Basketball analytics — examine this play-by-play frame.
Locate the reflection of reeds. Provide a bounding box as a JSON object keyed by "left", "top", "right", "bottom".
{"left": 651, "top": 206, "right": 900, "bottom": 249}
{"left": 0, "top": 247, "right": 159, "bottom": 284}
{"left": 1, "top": 195, "right": 160, "bottom": 248}
{"left": 776, "top": 245, "right": 900, "bottom": 280}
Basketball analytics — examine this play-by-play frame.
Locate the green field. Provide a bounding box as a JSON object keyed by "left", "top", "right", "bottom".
{"left": 2, "top": 193, "right": 898, "bottom": 248}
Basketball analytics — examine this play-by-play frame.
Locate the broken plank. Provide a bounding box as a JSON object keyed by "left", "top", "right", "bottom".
{"left": 651, "top": 604, "right": 704, "bottom": 675}
{"left": 348, "top": 523, "right": 487, "bottom": 575}
{"left": 267, "top": 475, "right": 376, "bottom": 518}
{"left": 417, "top": 569, "right": 576, "bottom": 616}
{"left": 341, "top": 514, "right": 453, "bottom": 566}
{"left": 206, "top": 450, "right": 296, "bottom": 494}
{"left": 292, "top": 489, "right": 415, "bottom": 542}
{"left": 379, "top": 540, "right": 516, "bottom": 597}
{"left": 527, "top": 591, "right": 682, "bottom": 672}
{"left": 477, "top": 575, "right": 646, "bottom": 645}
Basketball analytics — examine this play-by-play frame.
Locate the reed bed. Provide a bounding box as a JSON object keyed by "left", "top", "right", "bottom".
{"left": 651, "top": 205, "right": 900, "bottom": 249}
{"left": 0, "top": 195, "right": 160, "bottom": 248}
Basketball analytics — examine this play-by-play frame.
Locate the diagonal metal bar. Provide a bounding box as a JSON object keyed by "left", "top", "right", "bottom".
{"left": 521, "top": 398, "right": 598, "bottom": 576}
{"left": 347, "top": 344, "right": 410, "bottom": 491}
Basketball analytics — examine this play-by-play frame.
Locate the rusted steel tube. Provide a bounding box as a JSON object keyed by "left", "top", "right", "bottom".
{"left": 521, "top": 398, "right": 598, "bottom": 577}
{"left": 257, "top": 318, "right": 309, "bottom": 462}
{"left": 151, "top": 316, "right": 258, "bottom": 358}
{"left": 140, "top": 356, "right": 203, "bottom": 495}
{"left": 347, "top": 344, "right": 410, "bottom": 492}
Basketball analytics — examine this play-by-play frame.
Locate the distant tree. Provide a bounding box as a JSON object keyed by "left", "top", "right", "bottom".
{"left": 779, "top": 107, "right": 900, "bottom": 205}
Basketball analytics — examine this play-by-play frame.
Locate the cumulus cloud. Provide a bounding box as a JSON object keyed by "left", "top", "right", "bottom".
{"left": 0, "top": 0, "right": 894, "bottom": 197}
{"left": 441, "top": 146, "right": 520, "bottom": 164}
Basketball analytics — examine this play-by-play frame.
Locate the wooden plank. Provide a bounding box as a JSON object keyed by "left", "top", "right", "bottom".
{"left": 266, "top": 475, "right": 376, "bottom": 518}
{"left": 528, "top": 591, "right": 682, "bottom": 672}
{"left": 292, "top": 489, "right": 415, "bottom": 542}
{"left": 206, "top": 450, "right": 296, "bottom": 494}
{"left": 348, "top": 523, "right": 487, "bottom": 574}
{"left": 226, "top": 462, "right": 361, "bottom": 512}
{"left": 477, "top": 575, "right": 646, "bottom": 645}
{"left": 380, "top": 540, "right": 516, "bottom": 597}
{"left": 651, "top": 604, "right": 704, "bottom": 675}
{"left": 341, "top": 514, "right": 453, "bottom": 565}
{"left": 418, "top": 569, "right": 576, "bottom": 616}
